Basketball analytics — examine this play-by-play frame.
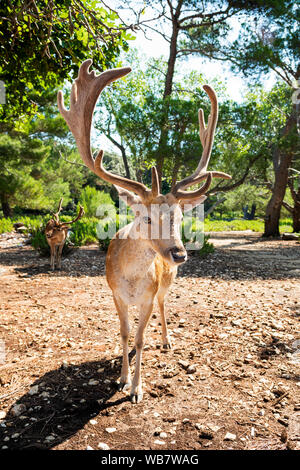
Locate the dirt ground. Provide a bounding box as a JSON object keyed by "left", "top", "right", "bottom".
{"left": 0, "top": 230, "right": 299, "bottom": 450}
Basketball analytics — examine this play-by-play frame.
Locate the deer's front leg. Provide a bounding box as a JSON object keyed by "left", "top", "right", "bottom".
{"left": 157, "top": 291, "right": 172, "bottom": 349}
{"left": 50, "top": 244, "right": 55, "bottom": 270}
{"left": 113, "top": 295, "right": 131, "bottom": 391}
{"left": 131, "top": 299, "right": 154, "bottom": 404}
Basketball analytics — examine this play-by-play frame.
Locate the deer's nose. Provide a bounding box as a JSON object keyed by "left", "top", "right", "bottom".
{"left": 170, "top": 246, "right": 187, "bottom": 263}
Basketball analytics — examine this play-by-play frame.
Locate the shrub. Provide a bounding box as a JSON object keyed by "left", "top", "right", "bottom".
{"left": 78, "top": 186, "right": 114, "bottom": 218}
{"left": 0, "top": 218, "right": 14, "bottom": 234}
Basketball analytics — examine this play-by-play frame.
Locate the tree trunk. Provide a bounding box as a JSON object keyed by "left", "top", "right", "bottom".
{"left": 264, "top": 173, "right": 289, "bottom": 237}
{"left": 292, "top": 202, "right": 300, "bottom": 232}
{"left": 156, "top": 12, "right": 180, "bottom": 186}
{"left": 1, "top": 194, "right": 12, "bottom": 218}
{"left": 264, "top": 108, "right": 297, "bottom": 237}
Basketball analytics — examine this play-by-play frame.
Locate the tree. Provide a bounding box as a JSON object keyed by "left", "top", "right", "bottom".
{"left": 0, "top": 0, "right": 134, "bottom": 129}
{"left": 117, "top": 0, "right": 279, "bottom": 184}
{"left": 0, "top": 133, "right": 50, "bottom": 217}
{"left": 179, "top": 0, "right": 299, "bottom": 235}
{"left": 96, "top": 52, "right": 274, "bottom": 201}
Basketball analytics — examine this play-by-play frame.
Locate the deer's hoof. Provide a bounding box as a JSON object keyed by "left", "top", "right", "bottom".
{"left": 118, "top": 381, "right": 131, "bottom": 392}
{"left": 163, "top": 340, "right": 172, "bottom": 350}
{"left": 130, "top": 392, "right": 143, "bottom": 404}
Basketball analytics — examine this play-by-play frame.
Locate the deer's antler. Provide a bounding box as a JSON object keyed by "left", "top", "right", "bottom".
{"left": 61, "top": 205, "right": 85, "bottom": 227}
{"left": 58, "top": 59, "right": 157, "bottom": 201}
{"left": 53, "top": 197, "right": 63, "bottom": 223}
{"left": 172, "top": 85, "right": 231, "bottom": 201}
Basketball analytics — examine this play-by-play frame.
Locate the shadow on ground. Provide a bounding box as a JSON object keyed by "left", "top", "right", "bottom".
{"left": 0, "top": 350, "right": 136, "bottom": 450}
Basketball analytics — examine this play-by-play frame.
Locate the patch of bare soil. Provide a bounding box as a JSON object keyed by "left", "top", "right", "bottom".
{"left": 0, "top": 232, "right": 299, "bottom": 450}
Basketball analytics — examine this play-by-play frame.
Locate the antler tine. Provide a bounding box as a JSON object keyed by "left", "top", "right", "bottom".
{"left": 54, "top": 197, "right": 63, "bottom": 222}
{"left": 58, "top": 60, "right": 150, "bottom": 200}
{"left": 61, "top": 205, "right": 85, "bottom": 226}
{"left": 151, "top": 167, "right": 160, "bottom": 197}
{"left": 172, "top": 85, "right": 231, "bottom": 200}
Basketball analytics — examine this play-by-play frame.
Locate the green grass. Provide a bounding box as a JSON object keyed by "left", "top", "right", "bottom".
{"left": 204, "top": 218, "right": 293, "bottom": 233}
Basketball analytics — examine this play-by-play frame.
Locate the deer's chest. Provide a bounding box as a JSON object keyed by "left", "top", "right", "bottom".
{"left": 113, "top": 264, "right": 157, "bottom": 306}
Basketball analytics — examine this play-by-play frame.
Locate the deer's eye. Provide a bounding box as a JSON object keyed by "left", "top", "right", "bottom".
{"left": 143, "top": 216, "right": 151, "bottom": 224}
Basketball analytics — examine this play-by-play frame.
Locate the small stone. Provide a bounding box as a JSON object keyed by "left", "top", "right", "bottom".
{"left": 11, "top": 404, "right": 26, "bottom": 417}
{"left": 0, "top": 411, "right": 6, "bottom": 420}
{"left": 105, "top": 427, "right": 116, "bottom": 433}
{"left": 160, "top": 432, "right": 168, "bottom": 439}
{"left": 224, "top": 432, "right": 236, "bottom": 441}
{"left": 28, "top": 385, "right": 39, "bottom": 396}
{"left": 197, "top": 425, "right": 214, "bottom": 440}
{"left": 86, "top": 445, "right": 94, "bottom": 450}
{"left": 187, "top": 365, "right": 196, "bottom": 374}
{"left": 89, "top": 419, "right": 97, "bottom": 425}
{"left": 98, "top": 442, "right": 110, "bottom": 450}
{"left": 178, "top": 360, "right": 189, "bottom": 370}
{"left": 88, "top": 379, "right": 99, "bottom": 386}
{"left": 154, "top": 427, "right": 162, "bottom": 436}
{"left": 154, "top": 439, "right": 165, "bottom": 445}
{"left": 12, "top": 433, "right": 20, "bottom": 439}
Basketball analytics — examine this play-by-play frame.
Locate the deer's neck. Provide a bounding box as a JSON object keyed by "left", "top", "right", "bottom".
{"left": 121, "top": 238, "right": 156, "bottom": 279}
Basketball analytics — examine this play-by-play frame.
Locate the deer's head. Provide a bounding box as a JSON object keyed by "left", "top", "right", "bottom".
{"left": 45, "top": 198, "right": 84, "bottom": 240}
{"left": 58, "top": 60, "right": 231, "bottom": 265}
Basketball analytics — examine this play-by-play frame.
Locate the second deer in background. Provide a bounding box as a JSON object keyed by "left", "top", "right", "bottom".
{"left": 45, "top": 198, "right": 84, "bottom": 270}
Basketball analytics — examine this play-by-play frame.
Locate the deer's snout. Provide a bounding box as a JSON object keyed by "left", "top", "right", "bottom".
{"left": 169, "top": 246, "right": 187, "bottom": 264}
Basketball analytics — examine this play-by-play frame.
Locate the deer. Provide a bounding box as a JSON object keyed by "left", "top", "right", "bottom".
{"left": 57, "top": 59, "right": 231, "bottom": 403}
{"left": 45, "top": 198, "right": 85, "bottom": 270}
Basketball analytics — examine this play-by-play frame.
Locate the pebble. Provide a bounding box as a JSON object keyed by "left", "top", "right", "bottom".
{"left": 11, "top": 404, "right": 26, "bottom": 417}
{"left": 88, "top": 379, "right": 99, "bottom": 386}
{"left": 98, "top": 442, "right": 110, "bottom": 450}
{"left": 28, "top": 385, "right": 39, "bottom": 395}
{"left": 187, "top": 365, "right": 196, "bottom": 374}
{"left": 89, "top": 419, "right": 98, "bottom": 425}
{"left": 154, "top": 439, "right": 165, "bottom": 445}
{"left": 105, "top": 427, "right": 116, "bottom": 433}
{"left": 0, "top": 411, "right": 6, "bottom": 420}
{"left": 178, "top": 360, "right": 189, "bottom": 370}
{"left": 197, "top": 425, "right": 214, "bottom": 439}
{"left": 224, "top": 432, "right": 236, "bottom": 441}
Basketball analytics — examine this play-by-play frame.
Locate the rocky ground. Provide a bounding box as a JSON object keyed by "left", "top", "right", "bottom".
{"left": 0, "top": 231, "right": 299, "bottom": 450}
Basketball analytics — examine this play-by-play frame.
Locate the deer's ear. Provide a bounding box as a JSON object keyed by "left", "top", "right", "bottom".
{"left": 114, "top": 185, "right": 141, "bottom": 208}
{"left": 179, "top": 195, "right": 207, "bottom": 212}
